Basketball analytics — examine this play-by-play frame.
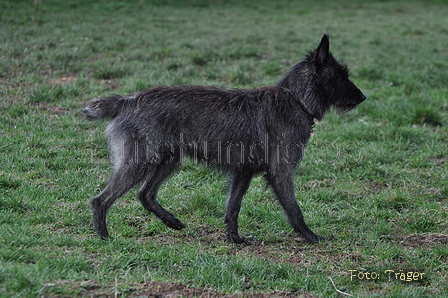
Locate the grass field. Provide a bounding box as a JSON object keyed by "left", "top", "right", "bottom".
{"left": 1, "top": 0, "right": 447, "bottom": 297}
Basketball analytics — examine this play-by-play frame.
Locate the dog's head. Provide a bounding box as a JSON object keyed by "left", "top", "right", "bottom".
{"left": 276, "top": 35, "right": 366, "bottom": 119}
{"left": 312, "top": 34, "right": 367, "bottom": 114}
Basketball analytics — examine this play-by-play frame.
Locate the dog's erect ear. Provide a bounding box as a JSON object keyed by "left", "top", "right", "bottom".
{"left": 315, "top": 34, "right": 330, "bottom": 65}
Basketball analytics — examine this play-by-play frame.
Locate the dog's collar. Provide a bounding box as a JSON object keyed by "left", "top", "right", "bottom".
{"left": 281, "top": 87, "right": 316, "bottom": 121}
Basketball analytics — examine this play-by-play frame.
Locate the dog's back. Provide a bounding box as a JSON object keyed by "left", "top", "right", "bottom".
{"left": 83, "top": 85, "right": 312, "bottom": 172}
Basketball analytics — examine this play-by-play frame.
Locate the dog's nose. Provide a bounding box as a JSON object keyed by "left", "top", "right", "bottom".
{"left": 361, "top": 94, "right": 367, "bottom": 101}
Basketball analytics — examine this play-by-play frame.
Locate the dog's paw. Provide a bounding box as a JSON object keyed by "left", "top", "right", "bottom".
{"left": 98, "top": 233, "right": 112, "bottom": 240}
{"left": 228, "top": 235, "right": 251, "bottom": 245}
{"left": 164, "top": 217, "right": 185, "bottom": 230}
{"left": 305, "top": 234, "right": 326, "bottom": 243}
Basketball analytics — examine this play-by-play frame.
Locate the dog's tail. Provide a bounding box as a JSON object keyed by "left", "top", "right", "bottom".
{"left": 82, "top": 94, "right": 127, "bottom": 121}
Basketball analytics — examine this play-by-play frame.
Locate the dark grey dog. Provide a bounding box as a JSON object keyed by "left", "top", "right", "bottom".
{"left": 83, "top": 34, "right": 366, "bottom": 244}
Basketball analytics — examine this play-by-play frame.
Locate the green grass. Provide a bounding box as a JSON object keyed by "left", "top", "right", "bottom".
{"left": 1, "top": 0, "right": 447, "bottom": 297}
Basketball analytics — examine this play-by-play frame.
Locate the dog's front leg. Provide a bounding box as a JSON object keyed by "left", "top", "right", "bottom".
{"left": 224, "top": 172, "right": 253, "bottom": 245}
{"left": 265, "top": 172, "right": 325, "bottom": 243}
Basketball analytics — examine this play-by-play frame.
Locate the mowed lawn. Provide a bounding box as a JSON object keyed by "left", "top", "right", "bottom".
{"left": 1, "top": 0, "right": 447, "bottom": 297}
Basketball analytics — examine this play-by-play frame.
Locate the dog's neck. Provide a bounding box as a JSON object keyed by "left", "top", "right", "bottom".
{"left": 281, "top": 87, "right": 316, "bottom": 121}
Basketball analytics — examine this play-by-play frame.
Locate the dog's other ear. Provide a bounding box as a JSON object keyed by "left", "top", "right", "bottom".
{"left": 315, "top": 34, "right": 330, "bottom": 65}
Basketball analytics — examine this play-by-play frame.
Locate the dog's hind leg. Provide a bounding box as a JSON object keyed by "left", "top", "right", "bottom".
{"left": 91, "top": 164, "right": 145, "bottom": 239}
{"left": 265, "top": 172, "right": 325, "bottom": 243}
{"left": 137, "top": 163, "right": 185, "bottom": 230}
{"left": 225, "top": 172, "right": 253, "bottom": 245}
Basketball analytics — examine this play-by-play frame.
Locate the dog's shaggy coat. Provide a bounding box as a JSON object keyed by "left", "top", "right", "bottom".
{"left": 83, "top": 34, "right": 366, "bottom": 244}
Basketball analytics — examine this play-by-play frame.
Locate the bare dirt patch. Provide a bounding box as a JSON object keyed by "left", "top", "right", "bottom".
{"left": 131, "top": 281, "right": 316, "bottom": 298}
{"left": 398, "top": 233, "right": 448, "bottom": 249}
{"left": 98, "top": 79, "right": 119, "bottom": 89}
{"left": 43, "top": 280, "right": 316, "bottom": 298}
